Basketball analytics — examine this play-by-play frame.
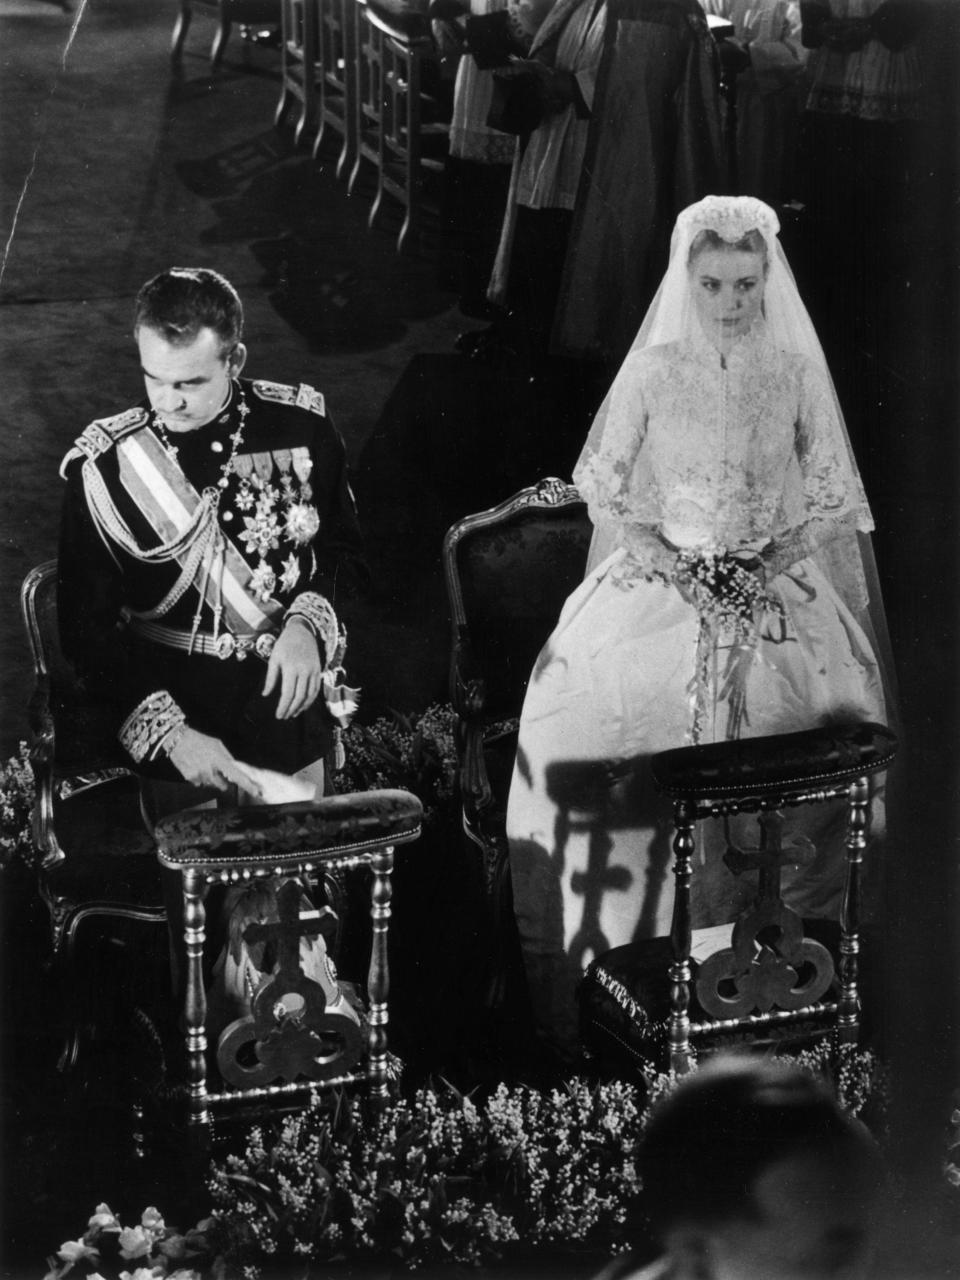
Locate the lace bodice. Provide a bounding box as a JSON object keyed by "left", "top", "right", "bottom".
{"left": 574, "top": 327, "right": 872, "bottom": 552}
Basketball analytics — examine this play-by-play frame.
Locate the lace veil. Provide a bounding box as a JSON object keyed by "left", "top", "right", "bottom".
{"left": 572, "top": 195, "right": 896, "bottom": 711}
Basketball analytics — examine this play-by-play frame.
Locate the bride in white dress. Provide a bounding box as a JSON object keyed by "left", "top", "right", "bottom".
{"left": 505, "top": 195, "right": 894, "bottom": 1059}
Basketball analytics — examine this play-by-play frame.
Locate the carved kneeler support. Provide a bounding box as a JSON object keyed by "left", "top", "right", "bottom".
{"left": 652, "top": 722, "right": 898, "bottom": 1075}
{"left": 155, "top": 790, "right": 421, "bottom": 1134}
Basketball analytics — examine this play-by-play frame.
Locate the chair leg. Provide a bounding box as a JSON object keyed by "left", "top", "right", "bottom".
{"left": 276, "top": 83, "right": 294, "bottom": 126}
{"left": 171, "top": 0, "right": 193, "bottom": 58}
{"left": 838, "top": 774, "right": 869, "bottom": 1045}
{"left": 181, "top": 869, "right": 212, "bottom": 1129}
{"left": 366, "top": 845, "right": 394, "bottom": 1102}
{"left": 210, "top": 12, "right": 231, "bottom": 67}
{"left": 397, "top": 51, "right": 419, "bottom": 254}
{"left": 668, "top": 799, "right": 696, "bottom": 1074}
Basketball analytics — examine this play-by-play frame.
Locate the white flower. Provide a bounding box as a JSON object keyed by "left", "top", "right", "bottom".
{"left": 284, "top": 502, "right": 320, "bottom": 546}
{"left": 57, "top": 1239, "right": 100, "bottom": 1264}
{"left": 88, "top": 1203, "right": 122, "bottom": 1233}
{"left": 118, "top": 1224, "right": 154, "bottom": 1259}
{"left": 119, "top": 1269, "right": 164, "bottom": 1280}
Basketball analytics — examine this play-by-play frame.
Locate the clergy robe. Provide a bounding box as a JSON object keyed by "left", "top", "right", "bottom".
{"left": 551, "top": 0, "right": 726, "bottom": 369}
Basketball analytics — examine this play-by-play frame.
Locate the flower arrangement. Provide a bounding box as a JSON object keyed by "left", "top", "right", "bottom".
{"left": 0, "top": 741, "right": 35, "bottom": 869}
{"left": 333, "top": 704, "right": 463, "bottom": 826}
{"left": 206, "top": 1077, "right": 645, "bottom": 1274}
{"left": 674, "top": 549, "right": 781, "bottom": 640}
{"left": 945, "top": 1091, "right": 960, "bottom": 1193}
{"left": 44, "top": 1204, "right": 215, "bottom": 1280}
{"left": 44, "top": 1046, "right": 891, "bottom": 1279}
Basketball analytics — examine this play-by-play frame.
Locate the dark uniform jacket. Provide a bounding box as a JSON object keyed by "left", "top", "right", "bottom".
{"left": 58, "top": 377, "right": 367, "bottom": 779}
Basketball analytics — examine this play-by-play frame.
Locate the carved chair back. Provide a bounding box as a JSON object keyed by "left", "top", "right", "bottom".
{"left": 20, "top": 560, "right": 165, "bottom": 1075}
{"left": 443, "top": 476, "right": 591, "bottom": 729}
{"left": 441, "top": 478, "right": 591, "bottom": 1010}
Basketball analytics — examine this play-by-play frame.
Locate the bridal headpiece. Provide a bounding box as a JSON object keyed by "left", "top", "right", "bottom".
{"left": 675, "top": 195, "right": 781, "bottom": 248}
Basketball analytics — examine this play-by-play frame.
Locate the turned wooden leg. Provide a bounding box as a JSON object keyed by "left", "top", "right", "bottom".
{"left": 397, "top": 51, "right": 419, "bottom": 254}
{"left": 838, "top": 775, "right": 869, "bottom": 1045}
{"left": 668, "top": 799, "right": 696, "bottom": 1074}
{"left": 367, "top": 845, "right": 394, "bottom": 1101}
{"left": 182, "top": 868, "right": 211, "bottom": 1129}
{"left": 210, "top": 9, "right": 231, "bottom": 68}
{"left": 171, "top": 0, "right": 193, "bottom": 57}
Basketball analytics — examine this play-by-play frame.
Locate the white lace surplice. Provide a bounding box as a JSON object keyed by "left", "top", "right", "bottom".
{"left": 506, "top": 329, "right": 887, "bottom": 1055}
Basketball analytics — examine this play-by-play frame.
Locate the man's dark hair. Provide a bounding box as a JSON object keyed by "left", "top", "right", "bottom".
{"left": 133, "top": 267, "right": 244, "bottom": 355}
{"left": 640, "top": 1056, "right": 881, "bottom": 1239}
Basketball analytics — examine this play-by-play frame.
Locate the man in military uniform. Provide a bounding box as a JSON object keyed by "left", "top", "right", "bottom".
{"left": 57, "top": 267, "right": 369, "bottom": 1034}
{"left": 58, "top": 266, "right": 367, "bottom": 809}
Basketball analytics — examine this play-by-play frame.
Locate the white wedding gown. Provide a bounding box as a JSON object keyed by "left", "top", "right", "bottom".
{"left": 506, "top": 328, "right": 888, "bottom": 1054}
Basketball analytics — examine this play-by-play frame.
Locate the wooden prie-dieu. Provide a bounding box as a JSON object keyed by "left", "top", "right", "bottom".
{"left": 651, "top": 721, "right": 898, "bottom": 1073}
{"left": 581, "top": 722, "right": 898, "bottom": 1076}
{"left": 155, "top": 788, "right": 421, "bottom": 1133}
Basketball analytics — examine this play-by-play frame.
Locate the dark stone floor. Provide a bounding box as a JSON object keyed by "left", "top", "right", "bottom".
{"left": 2, "top": 0, "right": 960, "bottom": 1276}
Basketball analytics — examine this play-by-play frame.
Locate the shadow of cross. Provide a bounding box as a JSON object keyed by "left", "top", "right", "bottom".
{"left": 546, "top": 757, "right": 638, "bottom": 973}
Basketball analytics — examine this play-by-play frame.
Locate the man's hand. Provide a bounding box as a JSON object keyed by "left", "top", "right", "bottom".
{"left": 167, "top": 726, "right": 263, "bottom": 797}
{"left": 262, "top": 619, "right": 324, "bottom": 720}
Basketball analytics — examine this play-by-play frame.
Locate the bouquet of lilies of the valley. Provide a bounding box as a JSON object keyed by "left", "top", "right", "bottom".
{"left": 43, "top": 1205, "right": 216, "bottom": 1280}
{"left": 674, "top": 547, "right": 782, "bottom": 640}
{"left": 0, "top": 743, "right": 35, "bottom": 869}
{"left": 43, "top": 1045, "right": 890, "bottom": 1278}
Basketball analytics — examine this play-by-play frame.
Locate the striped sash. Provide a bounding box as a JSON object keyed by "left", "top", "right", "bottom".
{"left": 116, "top": 427, "right": 282, "bottom": 635}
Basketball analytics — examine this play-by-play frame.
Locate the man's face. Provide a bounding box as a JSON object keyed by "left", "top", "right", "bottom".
{"left": 137, "top": 324, "right": 241, "bottom": 432}
{"left": 704, "top": 1149, "right": 881, "bottom": 1280}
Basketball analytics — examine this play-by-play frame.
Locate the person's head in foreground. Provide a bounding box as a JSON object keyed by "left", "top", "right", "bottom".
{"left": 640, "top": 1055, "right": 886, "bottom": 1280}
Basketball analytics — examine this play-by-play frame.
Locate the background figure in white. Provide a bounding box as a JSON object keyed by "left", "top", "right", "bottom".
{"left": 435, "top": 0, "right": 554, "bottom": 314}
{"left": 702, "top": 0, "right": 809, "bottom": 203}
{"left": 506, "top": 196, "right": 893, "bottom": 1061}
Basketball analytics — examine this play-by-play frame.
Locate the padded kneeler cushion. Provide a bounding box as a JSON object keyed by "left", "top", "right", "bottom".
{"left": 651, "top": 722, "right": 898, "bottom": 801}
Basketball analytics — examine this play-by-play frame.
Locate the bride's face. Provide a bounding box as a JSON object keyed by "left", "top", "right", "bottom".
{"left": 689, "top": 248, "right": 766, "bottom": 349}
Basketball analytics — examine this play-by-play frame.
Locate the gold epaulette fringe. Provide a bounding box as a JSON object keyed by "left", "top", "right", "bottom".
{"left": 58, "top": 407, "right": 148, "bottom": 478}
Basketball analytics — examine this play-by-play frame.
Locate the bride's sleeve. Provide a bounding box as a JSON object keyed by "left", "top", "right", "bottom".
{"left": 573, "top": 352, "right": 650, "bottom": 525}
{"left": 761, "top": 358, "right": 874, "bottom": 577}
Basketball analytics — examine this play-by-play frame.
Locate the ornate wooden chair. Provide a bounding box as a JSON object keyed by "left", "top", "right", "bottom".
{"left": 171, "top": 0, "right": 282, "bottom": 69}
{"left": 20, "top": 560, "right": 166, "bottom": 1075}
{"left": 312, "top": 0, "right": 357, "bottom": 177}
{"left": 580, "top": 721, "right": 899, "bottom": 1075}
{"left": 351, "top": 0, "right": 449, "bottom": 250}
{"left": 23, "top": 560, "right": 423, "bottom": 1136}
{"left": 155, "top": 788, "right": 422, "bottom": 1131}
{"left": 276, "top": 0, "right": 319, "bottom": 146}
{"left": 442, "top": 477, "right": 592, "bottom": 1000}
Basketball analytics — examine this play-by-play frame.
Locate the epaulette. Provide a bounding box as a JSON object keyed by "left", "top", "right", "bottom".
{"left": 59, "top": 407, "right": 149, "bottom": 479}
{"left": 252, "top": 379, "right": 326, "bottom": 419}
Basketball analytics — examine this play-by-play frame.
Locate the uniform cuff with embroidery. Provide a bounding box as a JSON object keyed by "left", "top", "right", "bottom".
{"left": 284, "top": 592, "right": 344, "bottom": 668}
{"left": 118, "top": 691, "right": 187, "bottom": 764}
